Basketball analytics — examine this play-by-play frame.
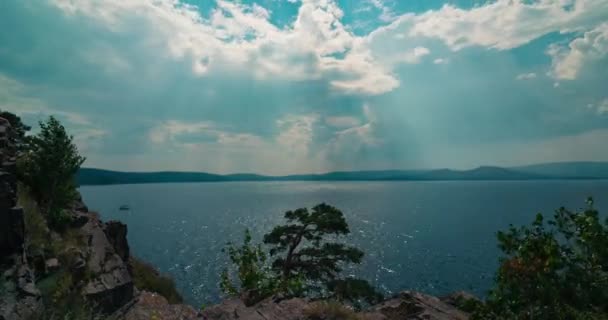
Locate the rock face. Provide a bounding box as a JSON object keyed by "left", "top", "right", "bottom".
{"left": 202, "top": 297, "right": 310, "bottom": 320}
{"left": 0, "top": 117, "right": 24, "bottom": 259}
{"left": 81, "top": 213, "right": 134, "bottom": 313}
{"left": 104, "top": 220, "right": 130, "bottom": 262}
{"left": 200, "top": 291, "right": 471, "bottom": 320}
{"left": 116, "top": 291, "right": 203, "bottom": 320}
{"left": 372, "top": 291, "right": 470, "bottom": 320}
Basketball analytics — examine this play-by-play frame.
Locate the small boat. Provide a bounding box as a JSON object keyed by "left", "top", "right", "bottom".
{"left": 119, "top": 205, "right": 131, "bottom": 211}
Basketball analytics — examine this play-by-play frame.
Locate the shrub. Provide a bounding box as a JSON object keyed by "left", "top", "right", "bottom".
{"left": 474, "top": 198, "right": 608, "bottom": 319}
{"left": 17, "top": 116, "right": 85, "bottom": 229}
{"left": 130, "top": 257, "right": 183, "bottom": 304}
{"left": 220, "top": 229, "right": 277, "bottom": 305}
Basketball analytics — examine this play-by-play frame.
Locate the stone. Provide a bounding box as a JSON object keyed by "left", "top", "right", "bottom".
{"left": 45, "top": 258, "right": 60, "bottom": 272}
{"left": 201, "top": 297, "right": 310, "bottom": 320}
{"left": 373, "top": 291, "right": 469, "bottom": 320}
{"left": 441, "top": 291, "right": 480, "bottom": 309}
{"left": 117, "top": 291, "right": 203, "bottom": 320}
{"left": 16, "top": 264, "right": 40, "bottom": 297}
{"left": 104, "top": 220, "right": 130, "bottom": 262}
{"left": 81, "top": 214, "right": 134, "bottom": 313}
{"left": 69, "top": 211, "right": 91, "bottom": 228}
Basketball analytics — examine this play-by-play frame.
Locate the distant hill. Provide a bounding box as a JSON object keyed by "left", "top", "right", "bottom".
{"left": 77, "top": 162, "right": 608, "bottom": 185}
{"left": 513, "top": 162, "right": 608, "bottom": 179}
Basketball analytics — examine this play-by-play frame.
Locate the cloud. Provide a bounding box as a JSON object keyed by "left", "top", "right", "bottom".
{"left": 391, "top": 46, "right": 430, "bottom": 64}
{"left": 433, "top": 58, "right": 448, "bottom": 65}
{"left": 587, "top": 98, "right": 608, "bottom": 115}
{"left": 50, "top": 0, "right": 397, "bottom": 95}
{"left": 367, "top": 0, "right": 607, "bottom": 54}
{"left": 275, "top": 114, "right": 317, "bottom": 158}
{"left": 148, "top": 120, "right": 215, "bottom": 145}
{"left": 548, "top": 22, "right": 608, "bottom": 80}
{"left": 0, "top": 74, "right": 106, "bottom": 153}
{"left": 431, "top": 128, "right": 608, "bottom": 169}
{"left": 516, "top": 72, "right": 537, "bottom": 80}
{"left": 325, "top": 116, "right": 361, "bottom": 128}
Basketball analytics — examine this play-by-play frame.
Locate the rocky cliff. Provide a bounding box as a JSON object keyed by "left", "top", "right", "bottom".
{"left": 0, "top": 117, "right": 473, "bottom": 320}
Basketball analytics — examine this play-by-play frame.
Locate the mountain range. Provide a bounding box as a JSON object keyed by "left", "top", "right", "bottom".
{"left": 76, "top": 162, "right": 608, "bottom": 186}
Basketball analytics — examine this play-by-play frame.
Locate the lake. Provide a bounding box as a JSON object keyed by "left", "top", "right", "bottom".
{"left": 79, "top": 180, "right": 608, "bottom": 306}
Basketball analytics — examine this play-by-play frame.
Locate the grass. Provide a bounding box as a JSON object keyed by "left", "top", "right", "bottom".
{"left": 303, "top": 301, "right": 362, "bottom": 320}
{"left": 130, "top": 257, "right": 183, "bottom": 304}
{"left": 18, "top": 184, "right": 51, "bottom": 257}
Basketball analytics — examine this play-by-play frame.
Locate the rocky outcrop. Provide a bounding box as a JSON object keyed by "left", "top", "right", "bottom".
{"left": 0, "top": 117, "right": 24, "bottom": 259}
{"left": 104, "top": 220, "right": 130, "bottom": 262}
{"left": 115, "top": 291, "right": 203, "bottom": 320}
{"left": 81, "top": 213, "right": 134, "bottom": 313}
{"left": 202, "top": 297, "right": 310, "bottom": 320}
{"left": 200, "top": 291, "right": 471, "bottom": 320}
{"left": 372, "top": 291, "right": 469, "bottom": 320}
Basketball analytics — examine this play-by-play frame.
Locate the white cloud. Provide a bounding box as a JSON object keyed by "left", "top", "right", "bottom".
{"left": 548, "top": 23, "right": 608, "bottom": 80}
{"left": 587, "top": 98, "right": 608, "bottom": 115}
{"left": 146, "top": 115, "right": 325, "bottom": 174}
{"left": 516, "top": 72, "right": 537, "bottom": 80}
{"left": 433, "top": 58, "right": 448, "bottom": 64}
{"left": 276, "top": 114, "right": 317, "bottom": 158}
{"left": 368, "top": 0, "right": 608, "bottom": 52}
{"left": 0, "top": 74, "right": 106, "bottom": 153}
{"left": 392, "top": 46, "right": 430, "bottom": 64}
{"left": 51, "top": 0, "right": 396, "bottom": 95}
{"left": 49, "top": 0, "right": 607, "bottom": 97}
{"left": 325, "top": 104, "right": 379, "bottom": 159}
{"left": 325, "top": 116, "right": 361, "bottom": 128}
{"left": 148, "top": 120, "right": 214, "bottom": 144}
{"left": 413, "top": 0, "right": 607, "bottom": 51}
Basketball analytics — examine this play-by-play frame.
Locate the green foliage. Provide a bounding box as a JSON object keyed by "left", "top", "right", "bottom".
{"left": 17, "top": 116, "right": 85, "bottom": 229}
{"left": 18, "top": 184, "right": 52, "bottom": 257}
{"left": 474, "top": 198, "right": 608, "bottom": 319}
{"left": 220, "top": 229, "right": 278, "bottom": 304}
{"left": 130, "top": 257, "right": 183, "bottom": 304}
{"left": 327, "top": 278, "right": 384, "bottom": 309}
{"left": 221, "top": 204, "right": 381, "bottom": 307}
{"left": 263, "top": 204, "right": 374, "bottom": 299}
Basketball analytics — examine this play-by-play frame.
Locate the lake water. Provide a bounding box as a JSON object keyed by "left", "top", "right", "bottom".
{"left": 79, "top": 180, "right": 608, "bottom": 306}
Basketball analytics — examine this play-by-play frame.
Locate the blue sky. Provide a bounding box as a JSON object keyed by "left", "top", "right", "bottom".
{"left": 1, "top": 0, "right": 607, "bottom": 174}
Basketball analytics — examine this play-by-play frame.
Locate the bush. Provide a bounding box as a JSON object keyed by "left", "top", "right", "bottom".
{"left": 17, "top": 116, "right": 85, "bottom": 229}
{"left": 220, "top": 229, "right": 277, "bottom": 305}
{"left": 130, "top": 257, "right": 183, "bottom": 304}
{"left": 474, "top": 198, "right": 608, "bottom": 319}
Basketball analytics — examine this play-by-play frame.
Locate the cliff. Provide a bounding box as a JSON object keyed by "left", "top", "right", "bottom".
{"left": 0, "top": 118, "right": 472, "bottom": 320}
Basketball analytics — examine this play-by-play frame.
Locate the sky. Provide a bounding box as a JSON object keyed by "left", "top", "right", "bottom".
{"left": 1, "top": 0, "right": 607, "bottom": 174}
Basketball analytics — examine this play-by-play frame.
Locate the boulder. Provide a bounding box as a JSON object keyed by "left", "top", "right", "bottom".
{"left": 81, "top": 214, "right": 134, "bottom": 313}
{"left": 441, "top": 291, "right": 480, "bottom": 310}
{"left": 201, "top": 297, "right": 310, "bottom": 320}
{"left": 104, "top": 220, "right": 130, "bottom": 262}
{"left": 373, "top": 291, "right": 470, "bottom": 320}
{"left": 45, "top": 258, "right": 60, "bottom": 272}
{"left": 117, "top": 291, "right": 202, "bottom": 320}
